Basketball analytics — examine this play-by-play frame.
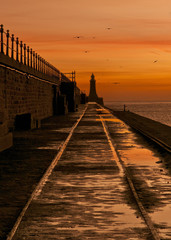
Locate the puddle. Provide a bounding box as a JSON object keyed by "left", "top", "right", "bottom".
{"left": 96, "top": 118, "right": 122, "bottom": 122}
{"left": 119, "top": 148, "right": 159, "bottom": 166}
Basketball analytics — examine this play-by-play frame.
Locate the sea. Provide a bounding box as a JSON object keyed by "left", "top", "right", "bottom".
{"left": 104, "top": 101, "right": 171, "bottom": 127}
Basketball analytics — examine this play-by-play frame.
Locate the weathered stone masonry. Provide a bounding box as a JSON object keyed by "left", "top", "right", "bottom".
{"left": 0, "top": 24, "right": 82, "bottom": 151}
{"left": 0, "top": 67, "right": 57, "bottom": 129}
{"left": 0, "top": 53, "right": 60, "bottom": 130}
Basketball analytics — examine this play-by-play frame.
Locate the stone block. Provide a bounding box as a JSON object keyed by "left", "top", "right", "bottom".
{"left": 0, "top": 122, "right": 8, "bottom": 136}
{"left": 0, "top": 132, "right": 13, "bottom": 152}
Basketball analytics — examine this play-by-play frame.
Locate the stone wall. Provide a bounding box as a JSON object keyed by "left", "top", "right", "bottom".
{"left": 0, "top": 54, "right": 59, "bottom": 130}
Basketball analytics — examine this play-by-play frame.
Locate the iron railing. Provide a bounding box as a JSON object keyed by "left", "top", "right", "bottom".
{"left": 0, "top": 24, "right": 61, "bottom": 79}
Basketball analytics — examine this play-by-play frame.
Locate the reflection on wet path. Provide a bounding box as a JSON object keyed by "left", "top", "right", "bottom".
{"left": 101, "top": 108, "right": 171, "bottom": 239}
{"left": 13, "top": 104, "right": 151, "bottom": 240}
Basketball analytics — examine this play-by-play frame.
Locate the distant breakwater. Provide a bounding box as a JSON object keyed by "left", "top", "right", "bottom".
{"left": 107, "top": 108, "right": 171, "bottom": 153}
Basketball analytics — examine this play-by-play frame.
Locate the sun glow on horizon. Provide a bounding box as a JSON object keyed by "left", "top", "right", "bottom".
{"left": 1, "top": 0, "right": 171, "bottom": 101}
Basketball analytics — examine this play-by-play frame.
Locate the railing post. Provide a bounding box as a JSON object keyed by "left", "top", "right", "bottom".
{"left": 30, "top": 48, "right": 32, "bottom": 68}
{"left": 71, "top": 71, "right": 73, "bottom": 81}
{"left": 16, "top": 37, "right": 19, "bottom": 61}
{"left": 45, "top": 60, "right": 49, "bottom": 74}
{"left": 11, "top": 34, "right": 14, "bottom": 58}
{"left": 40, "top": 57, "right": 42, "bottom": 72}
{"left": 35, "top": 53, "right": 38, "bottom": 70}
{"left": 43, "top": 59, "right": 45, "bottom": 74}
{"left": 50, "top": 65, "right": 53, "bottom": 76}
{"left": 39, "top": 56, "right": 42, "bottom": 72}
{"left": 60, "top": 72, "right": 62, "bottom": 82}
{"left": 0, "top": 24, "right": 4, "bottom": 54}
{"left": 74, "top": 71, "right": 75, "bottom": 82}
{"left": 45, "top": 61, "right": 47, "bottom": 74}
{"left": 44, "top": 60, "right": 46, "bottom": 74}
{"left": 41, "top": 58, "right": 43, "bottom": 73}
{"left": 20, "top": 41, "right": 23, "bottom": 63}
{"left": 45, "top": 61, "right": 49, "bottom": 74}
{"left": 37, "top": 55, "right": 40, "bottom": 71}
{"left": 27, "top": 46, "right": 30, "bottom": 66}
{"left": 42, "top": 58, "right": 45, "bottom": 73}
{"left": 49, "top": 64, "right": 51, "bottom": 76}
{"left": 50, "top": 64, "right": 51, "bottom": 76}
{"left": 51, "top": 65, "right": 54, "bottom": 76}
{"left": 52, "top": 66, "right": 54, "bottom": 76}
{"left": 59, "top": 71, "right": 61, "bottom": 82}
{"left": 45, "top": 60, "right": 47, "bottom": 74}
{"left": 39, "top": 57, "right": 41, "bottom": 72}
{"left": 6, "top": 30, "right": 9, "bottom": 56}
{"left": 24, "top": 44, "right": 26, "bottom": 65}
{"left": 33, "top": 51, "right": 35, "bottom": 69}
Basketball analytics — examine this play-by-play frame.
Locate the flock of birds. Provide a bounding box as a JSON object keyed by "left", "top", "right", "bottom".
{"left": 73, "top": 27, "right": 112, "bottom": 39}
{"left": 72, "top": 27, "right": 159, "bottom": 89}
{"left": 73, "top": 28, "right": 158, "bottom": 64}
{"left": 73, "top": 27, "right": 113, "bottom": 54}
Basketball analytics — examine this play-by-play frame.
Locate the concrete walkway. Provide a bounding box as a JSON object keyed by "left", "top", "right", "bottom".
{"left": 11, "top": 104, "right": 152, "bottom": 240}
{"left": 1, "top": 103, "right": 171, "bottom": 240}
{"left": 0, "top": 105, "right": 85, "bottom": 240}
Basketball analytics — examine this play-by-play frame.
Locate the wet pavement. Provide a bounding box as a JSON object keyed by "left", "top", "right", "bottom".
{"left": 110, "top": 110, "right": 171, "bottom": 148}
{"left": 1, "top": 103, "right": 171, "bottom": 240}
{"left": 0, "top": 105, "right": 85, "bottom": 240}
{"left": 102, "top": 107, "right": 171, "bottom": 240}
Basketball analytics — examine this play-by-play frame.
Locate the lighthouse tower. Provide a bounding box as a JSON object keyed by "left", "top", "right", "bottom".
{"left": 88, "top": 73, "right": 104, "bottom": 105}
{"left": 88, "top": 73, "right": 99, "bottom": 102}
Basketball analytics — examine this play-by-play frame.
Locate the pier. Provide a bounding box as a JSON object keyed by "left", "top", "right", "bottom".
{"left": 0, "top": 103, "right": 170, "bottom": 239}
{"left": 1, "top": 25, "right": 171, "bottom": 240}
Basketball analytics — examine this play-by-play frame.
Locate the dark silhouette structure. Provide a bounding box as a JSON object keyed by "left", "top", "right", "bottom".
{"left": 88, "top": 73, "right": 103, "bottom": 105}
{"left": 0, "top": 24, "right": 82, "bottom": 151}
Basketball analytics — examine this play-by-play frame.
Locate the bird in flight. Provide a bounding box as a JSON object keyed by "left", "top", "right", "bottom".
{"left": 73, "top": 36, "right": 83, "bottom": 39}
{"left": 106, "top": 27, "right": 112, "bottom": 30}
{"left": 84, "top": 51, "right": 89, "bottom": 53}
{"left": 153, "top": 60, "right": 158, "bottom": 63}
{"left": 112, "top": 82, "right": 120, "bottom": 85}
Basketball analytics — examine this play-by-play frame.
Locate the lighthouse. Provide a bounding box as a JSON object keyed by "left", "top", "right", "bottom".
{"left": 88, "top": 74, "right": 104, "bottom": 105}
{"left": 88, "top": 73, "right": 99, "bottom": 102}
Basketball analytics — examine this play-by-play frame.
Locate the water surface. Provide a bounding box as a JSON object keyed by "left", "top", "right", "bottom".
{"left": 105, "top": 101, "right": 171, "bottom": 127}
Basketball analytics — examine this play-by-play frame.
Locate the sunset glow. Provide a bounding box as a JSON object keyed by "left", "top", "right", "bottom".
{"left": 2, "top": 0, "right": 171, "bottom": 101}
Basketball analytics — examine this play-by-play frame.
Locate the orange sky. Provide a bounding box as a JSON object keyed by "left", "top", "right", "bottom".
{"left": 2, "top": 0, "right": 171, "bottom": 101}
